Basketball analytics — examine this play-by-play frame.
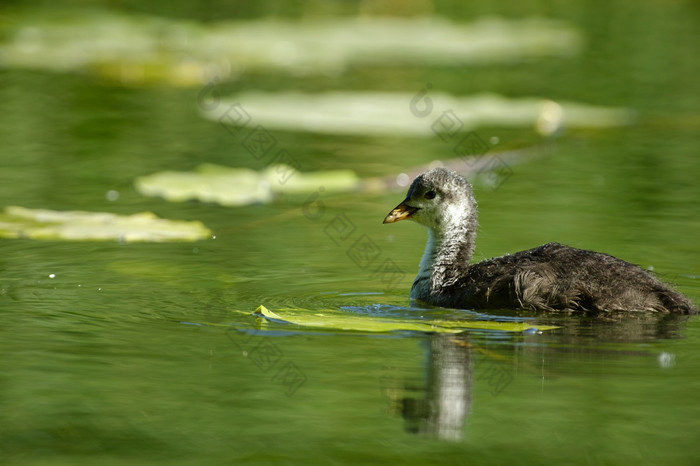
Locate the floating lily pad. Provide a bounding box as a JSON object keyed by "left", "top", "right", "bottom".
{"left": 253, "top": 305, "right": 558, "bottom": 333}
{"left": 135, "top": 163, "right": 359, "bottom": 206}
{"left": 206, "top": 91, "right": 634, "bottom": 137}
{"left": 135, "top": 165, "right": 273, "bottom": 207}
{"left": 262, "top": 164, "right": 359, "bottom": 194}
{"left": 0, "top": 206, "right": 211, "bottom": 242}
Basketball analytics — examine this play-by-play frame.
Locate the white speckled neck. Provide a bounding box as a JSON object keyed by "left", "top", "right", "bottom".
{"left": 411, "top": 207, "right": 477, "bottom": 300}
{"left": 432, "top": 217, "right": 475, "bottom": 288}
{"left": 415, "top": 229, "right": 439, "bottom": 282}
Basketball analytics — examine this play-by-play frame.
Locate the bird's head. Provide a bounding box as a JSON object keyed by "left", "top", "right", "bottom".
{"left": 383, "top": 168, "right": 476, "bottom": 233}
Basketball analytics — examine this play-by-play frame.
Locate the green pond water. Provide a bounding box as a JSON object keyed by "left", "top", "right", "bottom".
{"left": 1, "top": 2, "right": 699, "bottom": 465}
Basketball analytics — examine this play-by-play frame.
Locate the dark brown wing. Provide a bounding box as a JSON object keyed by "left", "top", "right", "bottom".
{"left": 437, "top": 243, "right": 696, "bottom": 313}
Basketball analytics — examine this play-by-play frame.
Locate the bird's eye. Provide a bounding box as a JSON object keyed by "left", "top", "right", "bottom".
{"left": 424, "top": 190, "right": 437, "bottom": 200}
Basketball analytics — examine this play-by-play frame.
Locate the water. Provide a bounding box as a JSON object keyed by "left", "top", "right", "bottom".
{"left": 1, "top": 2, "right": 699, "bottom": 464}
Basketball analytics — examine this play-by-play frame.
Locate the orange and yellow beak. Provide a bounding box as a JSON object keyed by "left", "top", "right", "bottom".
{"left": 383, "top": 200, "right": 420, "bottom": 224}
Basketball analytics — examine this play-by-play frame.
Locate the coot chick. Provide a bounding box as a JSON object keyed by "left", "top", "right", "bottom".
{"left": 383, "top": 168, "right": 697, "bottom": 314}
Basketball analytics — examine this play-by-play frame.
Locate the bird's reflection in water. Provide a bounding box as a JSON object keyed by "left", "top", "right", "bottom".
{"left": 383, "top": 333, "right": 474, "bottom": 441}
{"left": 381, "top": 312, "right": 690, "bottom": 441}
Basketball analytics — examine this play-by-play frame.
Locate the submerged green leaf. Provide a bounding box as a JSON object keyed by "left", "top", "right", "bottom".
{"left": 0, "top": 206, "right": 211, "bottom": 242}
{"left": 253, "top": 305, "right": 558, "bottom": 333}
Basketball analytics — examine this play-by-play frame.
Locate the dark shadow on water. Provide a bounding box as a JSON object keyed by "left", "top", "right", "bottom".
{"left": 514, "top": 309, "right": 692, "bottom": 342}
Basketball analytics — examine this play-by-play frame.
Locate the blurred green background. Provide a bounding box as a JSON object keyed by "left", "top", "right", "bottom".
{"left": 1, "top": 1, "right": 699, "bottom": 464}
